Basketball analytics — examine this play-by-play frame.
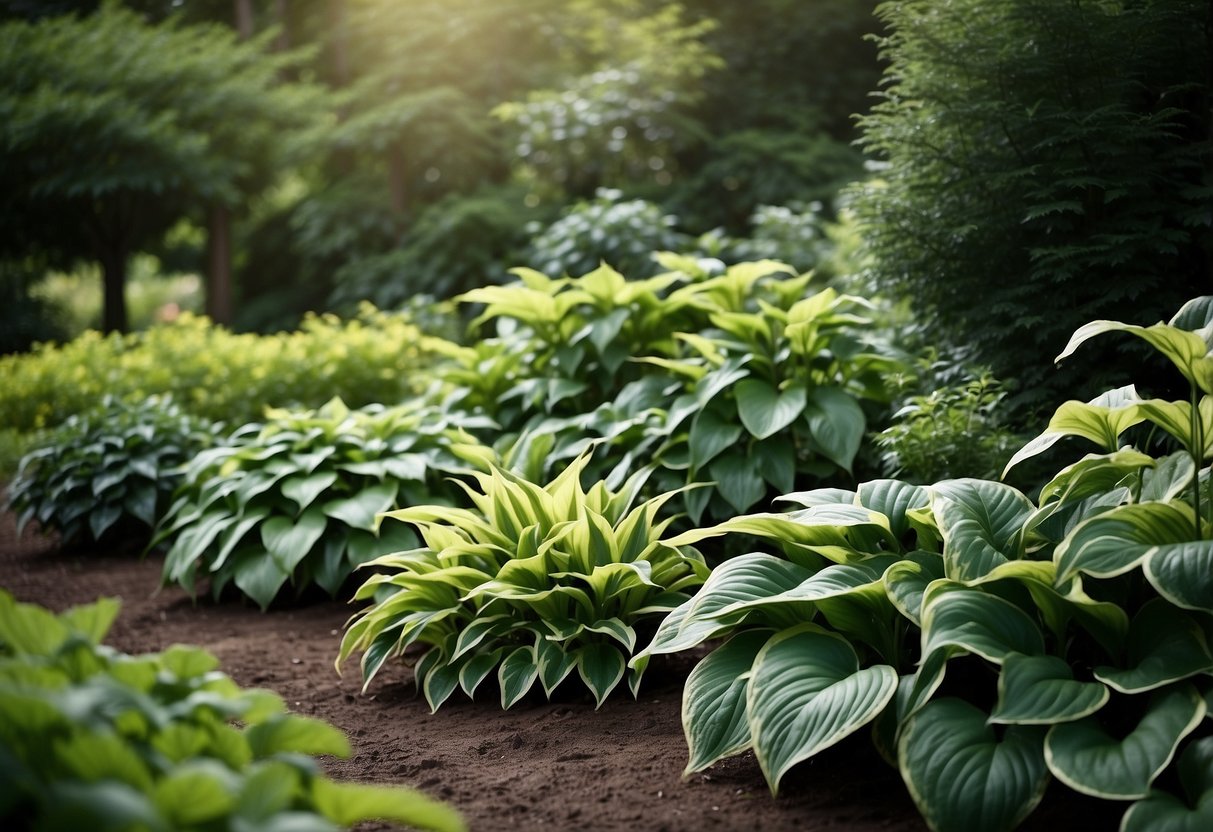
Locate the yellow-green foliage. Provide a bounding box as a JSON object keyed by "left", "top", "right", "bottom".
{"left": 0, "top": 305, "right": 436, "bottom": 432}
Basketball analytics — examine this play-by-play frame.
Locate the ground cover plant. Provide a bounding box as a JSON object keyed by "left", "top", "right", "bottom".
{"left": 156, "top": 398, "right": 494, "bottom": 610}
{"left": 634, "top": 297, "right": 1213, "bottom": 831}
{"left": 6, "top": 396, "right": 221, "bottom": 548}
{"left": 0, "top": 590, "right": 464, "bottom": 831}
{"left": 338, "top": 453, "right": 710, "bottom": 711}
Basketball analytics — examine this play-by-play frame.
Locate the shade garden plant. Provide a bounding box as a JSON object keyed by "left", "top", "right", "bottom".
{"left": 155, "top": 398, "right": 494, "bottom": 610}
{"left": 634, "top": 297, "right": 1213, "bottom": 830}
{"left": 0, "top": 590, "right": 464, "bottom": 831}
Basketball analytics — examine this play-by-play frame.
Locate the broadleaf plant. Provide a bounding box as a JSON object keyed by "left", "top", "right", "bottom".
{"left": 338, "top": 452, "right": 709, "bottom": 710}
{"left": 6, "top": 395, "right": 222, "bottom": 548}
{"left": 156, "top": 398, "right": 493, "bottom": 609}
{"left": 0, "top": 590, "right": 464, "bottom": 832}
{"left": 635, "top": 297, "right": 1213, "bottom": 830}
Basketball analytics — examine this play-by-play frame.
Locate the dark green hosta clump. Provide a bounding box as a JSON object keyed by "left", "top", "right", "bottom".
{"left": 156, "top": 398, "right": 493, "bottom": 610}
{"left": 339, "top": 454, "right": 710, "bottom": 710}
{"left": 7, "top": 396, "right": 221, "bottom": 548}
{"left": 636, "top": 297, "right": 1213, "bottom": 831}
{"left": 0, "top": 590, "right": 464, "bottom": 831}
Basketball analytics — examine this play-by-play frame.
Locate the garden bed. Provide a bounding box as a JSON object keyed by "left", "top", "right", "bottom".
{"left": 1, "top": 510, "right": 1124, "bottom": 831}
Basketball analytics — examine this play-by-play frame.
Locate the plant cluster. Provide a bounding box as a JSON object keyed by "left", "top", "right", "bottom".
{"left": 338, "top": 454, "right": 709, "bottom": 711}
{"left": 6, "top": 396, "right": 221, "bottom": 548}
{"left": 636, "top": 297, "right": 1213, "bottom": 829}
{"left": 0, "top": 305, "right": 436, "bottom": 433}
{"left": 0, "top": 590, "right": 464, "bottom": 831}
{"left": 156, "top": 398, "right": 494, "bottom": 610}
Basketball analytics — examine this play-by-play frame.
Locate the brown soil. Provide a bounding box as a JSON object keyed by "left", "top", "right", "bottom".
{"left": 1, "top": 510, "right": 1126, "bottom": 832}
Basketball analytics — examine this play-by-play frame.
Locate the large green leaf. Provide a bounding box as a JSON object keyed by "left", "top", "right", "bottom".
{"left": 322, "top": 482, "right": 399, "bottom": 531}
{"left": 681, "top": 631, "right": 770, "bottom": 774}
{"left": 1045, "top": 684, "right": 1205, "bottom": 799}
{"left": 231, "top": 551, "right": 291, "bottom": 611}
{"left": 1054, "top": 502, "right": 1195, "bottom": 583}
{"left": 883, "top": 552, "right": 946, "bottom": 626}
{"left": 1058, "top": 320, "right": 1213, "bottom": 394}
{"left": 1121, "top": 737, "right": 1213, "bottom": 832}
{"left": 260, "top": 508, "right": 328, "bottom": 575}
{"left": 921, "top": 589, "right": 1044, "bottom": 664}
{"left": 989, "top": 653, "right": 1109, "bottom": 725}
{"left": 802, "top": 386, "right": 864, "bottom": 472}
{"left": 575, "top": 643, "right": 626, "bottom": 709}
{"left": 735, "top": 379, "right": 807, "bottom": 440}
{"left": 280, "top": 472, "right": 339, "bottom": 513}
{"left": 498, "top": 645, "right": 538, "bottom": 709}
{"left": 747, "top": 625, "right": 898, "bottom": 793}
{"left": 1144, "top": 540, "right": 1213, "bottom": 614}
{"left": 1094, "top": 601, "right": 1213, "bottom": 694}
{"left": 708, "top": 454, "right": 768, "bottom": 514}
{"left": 931, "top": 479, "right": 1034, "bottom": 582}
{"left": 246, "top": 715, "right": 351, "bottom": 759}
{"left": 688, "top": 407, "right": 743, "bottom": 472}
{"left": 1004, "top": 385, "right": 1144, "bottom": 474}
{"left": 856, "top": 479, "right": 930, "bottom": 540}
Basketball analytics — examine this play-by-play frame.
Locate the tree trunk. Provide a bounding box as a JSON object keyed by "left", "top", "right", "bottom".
{"left": 99, "top": 245, "right": 129, "bottom": 334}
{"left": 207, "top": 205, "right": 233, "bottom": 326}
{"left": 235, "top": 0, "right": 254, "bottom": 39}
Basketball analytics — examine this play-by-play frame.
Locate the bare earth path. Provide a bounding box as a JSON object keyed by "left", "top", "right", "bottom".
{"left": 1, "top": 510, "right": 1125, "bottom": 831}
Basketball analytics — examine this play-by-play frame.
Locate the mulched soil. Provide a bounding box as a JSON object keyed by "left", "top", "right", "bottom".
{"left": 0, "top": 508, "right": 1127, "bottom": 831}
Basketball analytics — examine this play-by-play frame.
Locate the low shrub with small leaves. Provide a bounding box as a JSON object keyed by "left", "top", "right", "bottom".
{"left": 6, "top": 396, "right": 221, "bottom": 547}
{"left": 0, "top": 590, "right": 465, "bottom": 832}
{"left": 156, "top": 398, "right": 494, "bottom": 610}
{"left": 338, "top": 453, "right": 710, "bottom": 711}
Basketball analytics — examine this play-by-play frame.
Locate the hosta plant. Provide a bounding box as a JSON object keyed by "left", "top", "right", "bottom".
{"left": 156, "top": 398, "right": 494, "bottom": 610}
{"left": 338, "top": 453, "right": 710, "bottom": 710}
{"left": 6, "top": 396, "right": 221, "bottom": 547}
{"left": 0, "top": 590, "right": 464, "bottom": 832}
{"left": 633, "top": 297, "right": 1213, "bottom": 831}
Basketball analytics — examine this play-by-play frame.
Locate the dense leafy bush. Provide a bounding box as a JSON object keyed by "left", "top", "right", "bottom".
{"left": 0, "top": 305, "right": 437, "bottom": 432}
{"left": 0, "top": 590, "right": 464, "bottom": 831}
{"left": 7, "top": 397, "right": 221, "bottom": 548}
{"left": 636, "top": 297, "right": 1213, "bottom": 830}
{"left": 695, "top": 202, "right": 835, "bottom": 275}
{"left": 338, "top": 454, "right": 709, "bottom": 711}
{"left": 157, "top": 398, "right": 493, "bottom": 610}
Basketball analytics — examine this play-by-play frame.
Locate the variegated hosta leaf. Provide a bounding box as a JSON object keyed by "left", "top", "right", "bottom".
{"left": 989, "top": 653, "right": 1109, "bottom": 725}
{"left": 575, "top": 643, "right": 626, "bottom": 708}
{"left": 746, "top": 624, "right": 898, "bottom": 794}
{"left": 921, "top": 589, "right": 1045, "bottom": 665}
{"left": 499, "top": 645, "right": 539, "bottom": 709}
{"left": 1144, "top": 540, "right": 1213, "bottom": 614}
{"left": 681, "top": 630, "right": 771, "bottom": 774}
{"left": 883, "top": 551, "right": 946, "bottom": 626}
{"left": 1003, "top": 385, "right": 1144, "bottom": 475}
{"left": 1045, "top": 684, "right": 1205, "bottom": 799}
{"left": 1036, "top": 449, "right": 1157, "bottom": 507}
{"left": 1094, "top": 601, "right": 1213, "bottom": 694}
{"left": 898, "top": 698, "right": 1049, "bottom": 832}
{"left": 1054, "top": 501, "right": 1196, "bottom": 584}
{"left": 1121, "top": 737, "right": 1213, "bottom": 832}
{"left": 855, "top": 479, "right": 930, "bottom": 540}
{"left": 1140, "top": 451, "right": 1198, "bottom": 503}
{"left": 930, "top": 479, "right": 1034, "bottom": 582}
{"left": 662, "top": 505, "right": 894, "bottom": 561}
{"left": 1057, "top": 319, "right": 1213, "bottom": 396}
{"left": 870, "top": 650, "right": 949, "bottom": 766}
{"left": 1135, "top": 398, "right": 1213, "bottom": 460}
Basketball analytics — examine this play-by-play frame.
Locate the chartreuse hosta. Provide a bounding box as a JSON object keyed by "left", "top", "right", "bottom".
{"left": 156, "top": 397, "right": 493, "bottom": 609}
{"left": 634, "top": 298, "right": 1213, "bottom": 831}
{"left": 338, "top": 453, "right": 709, "bottom": 710}
{"left": 0, "top": 590, "right": 464, "bottom": 831}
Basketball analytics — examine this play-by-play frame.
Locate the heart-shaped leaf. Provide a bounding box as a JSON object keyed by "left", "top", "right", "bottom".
{"left": 990, "top": 653, "right": 1109, "bottom": 725}
{"left": 260, "top": 508, "right": 328, "bottom": 575}
{"left": 1144, "top": 540, "right": 1213, "bottom": 614}
{"left": 1121, "top": 737, "right": 1213, "bottom": 832}
{"left": 802, "top": 386, "right": 864, "bottom": 472}
{"left": 682, "top": 630, "right": 770, "bottom": 774}
{"left": 1094, "top": 601, "right": 1213, "bottom": 693}
{"left": 931, "top": 479, "right": 1034, "bottom": 582}
{"left": 575, "top": 643, "right": 626, "bottom": 709}
{"left": 922, "top": 589, "right": 1044, "bottom": 664}
{"left": 322, "top": 482, "right": 399, "bottom": 531}
{"left": 735, "top": 379, "right": 807, "bottom": 440}
{"left": 688, "top": 407, "right": 743, "bottom": 472}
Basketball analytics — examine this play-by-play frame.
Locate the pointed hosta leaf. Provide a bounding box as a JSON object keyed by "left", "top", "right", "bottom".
{"left": 883, "top": 552, "right": 946, "bottom": 626}
{"left": 260, "top": 509, "right": 328, "bottom": 574}
{"left": 899, "top": 698, "right": 1049, "bottom": 832}
{"left": 1121, "top": 738, "right": 1213, "bottom": 832}
{"left": 856, "top": 479, "right": 930, "bottom": 540}
{"left": 1140, "top": 451, "right": 1197, "bottom": 503}
{"left": 576, "top": 643, "right": 626, "bottom": 709}
{"left": 922, "top": 589, "right": 1044, "bottom": 664}
{"left": 89, "top": 502, "right": 123, "bottom": 540}
{"left": 803, "top": 386, "right": 864, "bottom": 472}
{"left": 499, "top": 645, "right": 539, "bottom": 709}
{"left": 423, "top": 661, "right": 462, "bottom": 713}
{"left": 688, "top": 408, "right": 743, "bottom": 472}
{"left": 458, "top": 649, "right": 504, "bottom": 699}
{"left": 1038, "top": 449, "right": 1158, "bottom": 506}
{"left": 694, "top": 357, "right": 751, "bottom": 406}
{"left": 681, "top": 630, "right": 770, "bottom": 774}
{"left": 124, "top": 481, "right": 158, "bottom": 527}
{"left": 536, "top": 638, "right": 577, "bottom": 697}
{"left": 1144, "top": 541, "right": 1213, "bottom": 614}
{"left": 322, "top": 482, "right": 399, "bottom": 531}
{"left": 1059, "top": 320, "right": 1212, "bottom": 393}
{"left": 452, "top": 615, "right": 512, "bottom": 661}
{"left": 1045, "top": 684, "right": 1205, "bottom": 799}
{"left": 735, "top": 379, "right": 807, "bottom": 440}
{"left": 281, "top": 472, "right": 339, "bottom": 513}
{"left": 1171, "top": 295, "right": 1213, "bottom": 330}
{"left": 232, "top": 551, "right": 291, "bottom": 611}
{"left": 931, "top": 479, "right": 1034, "bottom": 582}
{"left": 1054, "top": 502, "right": 1195, "bottom": 584}
{"left": 1094, "top": 601, "right": 1213, "bottom": 693}
{"left": 990, "top": 654, "right": 1109, "bottom": 725}
{"left": 1004, "top": 385, "right": 1144, "bottom": 474}
{"left": 584, "top": 619, "right": 637, "bottom": 653}
{"left": 311, "top": 780, "right": 466, "bottom": 832}
{"left": 751, "top": 435, "right": 796, "bottom": 494}
{"left": 708, "top": 454, "right": 768, "bottom": 514}
{"left": 747, "top": 624, "right": 898, "bottom": 793}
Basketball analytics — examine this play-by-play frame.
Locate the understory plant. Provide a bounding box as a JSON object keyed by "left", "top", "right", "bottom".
{"left": 0, "top": 590, "right": 464, "bottom": 831}
{"left": 634, "top": 297, "right": 1213, "bottom": 831}
{"left": 156, "top": 398, "right": 493, "bottom": 609}
{"left": 338, "top": 453, "right": 710, "bottom": 710}
{"left": 7, "top": 396, "right": 221, "bottom": 547}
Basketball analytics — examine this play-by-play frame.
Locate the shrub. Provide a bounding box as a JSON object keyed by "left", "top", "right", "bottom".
{"left": 0, "top": 590, "right": 464, "bottom": 831}
{"left": 156, "top": 398, "right": 494, "bottom": 610}
{"left": 338, "top": 454, "right": 710, "bottom": 710}
{"left": 6, "top": 396, "right": 221, "bottom": 548}
{"left": 0, "top": 305, "right": 438, "bottom": 433}
{"left": 635, "top": 296, "right": 1213, "bottom": 830}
